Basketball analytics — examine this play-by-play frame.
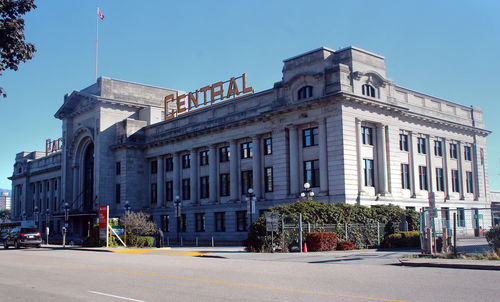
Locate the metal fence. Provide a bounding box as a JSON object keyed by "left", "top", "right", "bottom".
{"left": 280, "top": 214, "right": 386, "bottom": 252}
{"left": 420, "top": 207, "right": 495, "bottom": 254}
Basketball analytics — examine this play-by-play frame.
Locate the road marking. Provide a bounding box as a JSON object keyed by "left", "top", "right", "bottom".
{"left": 89, "top": 290, "right": 147, "bottom": 302}
{"left": 51, "top": 262, "right": 407, "bottom": 302}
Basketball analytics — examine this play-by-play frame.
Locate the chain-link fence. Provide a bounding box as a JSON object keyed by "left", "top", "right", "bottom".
{"left": 280, "top": 214, "right": 386, "bottom": 252}
{"left": 420, "top": 207, "right": 494, "bottom": 254}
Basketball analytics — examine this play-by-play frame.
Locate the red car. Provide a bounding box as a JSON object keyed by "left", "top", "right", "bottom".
{"left": 3, "top": 227, "right": 42, "bottom": 249}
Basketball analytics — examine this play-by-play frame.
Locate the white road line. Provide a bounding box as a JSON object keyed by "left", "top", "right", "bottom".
{"left": 88, "top": 290, "right": 147, "bottom": 302}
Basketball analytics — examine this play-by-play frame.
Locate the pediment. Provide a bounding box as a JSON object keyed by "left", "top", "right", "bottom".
{"left": 54, "top": 91, "right": 98, "bottom": 120}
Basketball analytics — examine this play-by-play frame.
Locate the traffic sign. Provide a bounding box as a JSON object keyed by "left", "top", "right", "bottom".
{"left": 266, "top": 212, "right": 279, "bottom": 232}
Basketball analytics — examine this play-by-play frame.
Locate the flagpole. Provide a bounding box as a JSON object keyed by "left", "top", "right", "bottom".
{"left": 95, "top": 6, "right": 99, "bottom": 82}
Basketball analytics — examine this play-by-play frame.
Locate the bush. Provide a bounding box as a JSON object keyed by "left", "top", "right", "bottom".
{"left": 243, "top": 200, "right": 420, "bottom": 252}
{"left": 486, "top": 226, "right": 500, "bottom": 256}
{"left": 126, "top": 234, "right": 155, "bottom": 247}
{"left": 305, "top": 232, "right": 338, "bottom": 251}
{"left": 337, "top": 241, "right": 355, "bottom": 250}
{"left": 121, "top": 211, "right": 157, "bottom": 236}
{"left": 382, "top": 231, "right": 420, "bottom": 248}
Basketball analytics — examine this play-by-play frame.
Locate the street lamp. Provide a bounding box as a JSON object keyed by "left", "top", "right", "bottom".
{"left": 123, "top": 200, "right": 131, "bottom": 214}
{"left": 63, "top": 202, "right": 70, "bottom": 248}
{"left": 301, "top": 183, "right": 314, "bottom": 200}
{"left": 174, "top": 195, "right": 182, "bottom": 244}
{"left": 34, "top": 206, "right": 39, "bottom": 228}
{"left": 245, "top": 188, "right": 256, "bottom": 227}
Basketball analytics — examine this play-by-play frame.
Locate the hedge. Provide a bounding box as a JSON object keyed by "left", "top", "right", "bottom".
{"left": 243, "top": 200, "right": 419, "bottom": 252}
{"left": 337, "top": 241, "right": 355, "bottom": 250}
{"left": 381, "top": 231, "right": 420, "bottom": 248}
{"left": 305, "top": 232, "right": 338, "bottom": 251}
{"left": 486, "top": 226, "right": 500, "bottom": 256}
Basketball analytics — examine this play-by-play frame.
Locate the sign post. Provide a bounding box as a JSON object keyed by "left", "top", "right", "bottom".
{"left": 266, "top": 212, "right": 279, "bottom": 252}
{"left": 99, "top": 206, "right": 109, "bottom": 247}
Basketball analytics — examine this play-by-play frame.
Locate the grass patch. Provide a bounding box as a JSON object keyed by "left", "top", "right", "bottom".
{"left": 403, "top": 252, "right": 500, "bottom": 261}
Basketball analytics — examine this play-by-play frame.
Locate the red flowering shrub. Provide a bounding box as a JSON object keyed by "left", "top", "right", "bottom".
{"left": 305, "top": 232, "right": 338, "bottom": 251}
{"left": 336, "top": 240, "right": 356, "bottom": 250}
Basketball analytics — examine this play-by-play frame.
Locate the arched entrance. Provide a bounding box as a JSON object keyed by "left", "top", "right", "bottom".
{"left": 83, "top": 142, "right": 94, "bottom": 211}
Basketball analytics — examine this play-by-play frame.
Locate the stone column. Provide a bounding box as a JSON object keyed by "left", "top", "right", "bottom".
{"left": 377, "top": 124, "right": 388, "bottom": 195}
{"left": 230, "top": 139, "right": 239, "bottom": 201}
{"left": 252, "top": 135, "right": 262, "bottom": 199}
{"left": 72, "top": 165, "right": 79, "bottom": 206}
{"left": 190, "top": 149, "right": 198, "bottom": 204}
{"left": 173, "top": 152, "right": 181, "bottom": 200}
{"left": 34, "top": 182, "right": 40, "bottom": 213}
{"left": 50, "top": 178, "right": 55, "bottom": 212}
{"left": 209, "top": 144, "right": 217, "bottom": 202}
{"left": 289, "top": 126, "right": 299, "bottom": 196}
{"left": 408, "top": 132, "right": 416, "bottom": 197}
{"left": 426, "top": 135, "right": 433, "bottom": 193}
{"left": 458, "top": 142, "right": 465, "bottom": 200}
{"left": 319, "top": 119, "right": 329, "bottom": 194}
{"left": 442, "top": 138, "right": 449, "bottom": 199}
{"left": 355, "top": 119, "right": 364, "bottom": 194}
{"left": 157, "top": 156, "right": 164, "bottom": 207}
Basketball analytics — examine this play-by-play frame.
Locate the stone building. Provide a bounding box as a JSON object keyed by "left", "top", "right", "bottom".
{"left": 9, "top": 46, "right": 491, "bottom": 242}
{"left": 0, "top": 192, "right": 11, "bottom": 211}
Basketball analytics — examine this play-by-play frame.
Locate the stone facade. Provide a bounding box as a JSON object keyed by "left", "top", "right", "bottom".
{"left": 9, "top": 46, "right": 491, "bottom": 242}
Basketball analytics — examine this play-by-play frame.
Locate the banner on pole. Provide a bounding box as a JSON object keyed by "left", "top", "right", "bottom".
{"left": 99, "top": 206, "right": 109, "bottom": 240}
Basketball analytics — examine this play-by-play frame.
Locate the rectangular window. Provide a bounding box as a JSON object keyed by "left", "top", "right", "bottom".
{"left": 236, "top": 211, "right": 247, "bottom": 232}
{"left": 436, "top": 168, "right": 444, "bottom": 192}
{"left": 182, "top": 154, "right": 191, "bottom": 169}
{"left": 304, "top": 160, "right": 320, "bottom": 187}
{"left": 457, "top": 208, "right": 465, "bottom": 227}
{"left": 195, "top": 213, "right": 205, "bottom": 232}
{"left": 115, "top": 184, "right": 121, "bottom": 203}
{"left": 466, "top": 171, "right": 474, "bottom": 193}
{"left": 200, "top": 176, "right": 209, "bottom": 199}
{"left": 215, "top": 212, "right": 226, "bottom": 232}
{"left": 151, "top": 160, "right": 158, "bottom": 174}
{"left": 199, "top": 150, "right": 209, "bottom": 166}
{"left": 399, "top": 134, "right": 408, "bottom": 151}
{"left": 151, "top": 183, "right": 157, "bottom": 204}
{"left": 417, "top": 137, "right": 427, "bottom": 154}
{"left": 451, "top": 169, "right": 460, "bottom": 193}
{"left": 116, "top": 162, "right": 121, "bottom": 175}
{"left": 182, "top": 179, "right": 190, "bottom": 200}
{"left": 165, "top": 181, "right": 173, "bottom": 202}
{"left": 464, "top": 146, "right": 472, "bottom": 161}
{"left": 441, "top": 207, "right": 450, "bottom": 229}
{"left": 264, "top": 137, "right": 272, "bottom": 155}
{"left": 401, "top": 164, "right": 410, "bottom": 189}
{"left": 165, "top": 157, "right": 173, "bottom": 172}
{"left": 303, "top": 127, "right": 319, "bottom": 147}
{"left": 219, "top": 146, "right": 230, "bottom": 162}
{"left": 54, "top": 180, "right": 57, "bottom": 191}
{"left": 161, "top": 215, "right": 169, "bottom": 232}
{"left": 220, "top": 173, "right": 230, "bottom": 197}
{"left": 434, "top": 141, "right": 443, "bottom": 157}
{"left": 364, "top": 159, "right": 374, "bottom": 187}
{"left": 264, "top": 167, "right": 273, "bottom": 192}
{"left": 450, "top": 144, "right": 458, "bottom": 159}
{"left": 241, "top": 142, "right": 253, "bottom": 159}
{"left": 241, "top": 170, "right": 253, "bottom": 194}
{"left": 361, "top": 126, "right": 373, "bottom": 145}
{"left": 419, "top": 166, "right": 428, "bottom": 190}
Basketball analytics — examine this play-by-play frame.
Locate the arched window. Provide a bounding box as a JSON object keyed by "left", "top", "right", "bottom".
{"left": 362, "top": 84, "right": 376, "bottom": 98}
{"left": 297, "top": 86, "right": 313, "bottom": 100}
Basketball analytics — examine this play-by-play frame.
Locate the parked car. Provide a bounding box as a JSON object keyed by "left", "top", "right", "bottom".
{"left": 3, "top": 227, "right": 42, "bottom": 249}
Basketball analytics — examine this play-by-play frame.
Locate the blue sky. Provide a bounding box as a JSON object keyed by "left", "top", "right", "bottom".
{"left": 1, "top": 1, "right": 499, "bottom": 192}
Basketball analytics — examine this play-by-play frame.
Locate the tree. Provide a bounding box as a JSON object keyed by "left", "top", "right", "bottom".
{"left": 121, "top": 211, "right": 157, "bottom": 236}
{"left": 0, "top": 0, "right": 37, "bottom": 97}
{"left": 0, "top": 209, "right": 10, "bottom": 221}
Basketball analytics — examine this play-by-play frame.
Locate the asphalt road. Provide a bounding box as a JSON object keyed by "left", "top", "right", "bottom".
{"left": 0, "top": 247, "right": 498, "bottom": 302}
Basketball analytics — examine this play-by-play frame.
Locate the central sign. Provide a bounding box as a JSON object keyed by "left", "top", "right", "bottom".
{"left": 98, "top": 206, "right": 109, "bottom": 240}
{"left": 164, "top": 73, "right": 253, "bottom": 120}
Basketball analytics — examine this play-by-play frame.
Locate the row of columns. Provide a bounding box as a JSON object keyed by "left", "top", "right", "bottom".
{"left": 356, "top": 117, "right": 477, "bottom": 200}
{"left": 288, "top": 119, "right": 329, "bottom": 196}
{"left": 153, "top": 136, "right": 267, "bottom": 207}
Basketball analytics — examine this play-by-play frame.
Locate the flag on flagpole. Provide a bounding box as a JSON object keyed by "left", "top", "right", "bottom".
{"left": 98, "top": 7, "right": 104, "bottom": 20}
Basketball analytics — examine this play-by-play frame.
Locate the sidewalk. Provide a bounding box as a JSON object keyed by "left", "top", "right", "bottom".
{"left": 398, "top": 257, "right": 500, "bottom": 271}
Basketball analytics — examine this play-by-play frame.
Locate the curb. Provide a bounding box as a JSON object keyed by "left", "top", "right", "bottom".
{"left": 398, "top": 259, "right": 500, "bottom": 271}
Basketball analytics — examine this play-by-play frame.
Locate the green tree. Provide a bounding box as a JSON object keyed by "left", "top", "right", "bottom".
{"left": 0, "top": 209, "right": 10, "bottom": 221}
{"left": 0, "top": 0, "right": 37, "bottom": 97}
